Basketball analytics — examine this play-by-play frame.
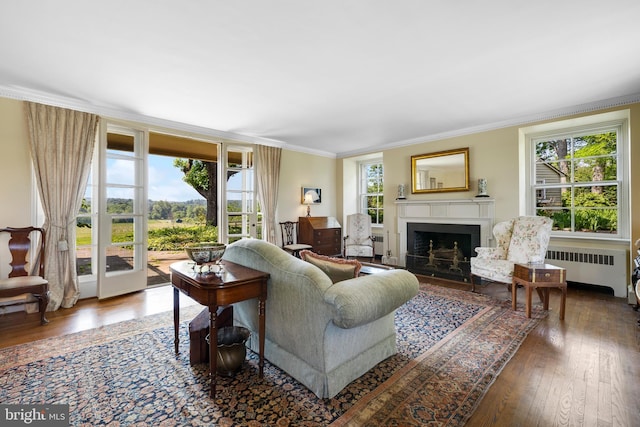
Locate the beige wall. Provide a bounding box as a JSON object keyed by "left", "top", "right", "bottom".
{"left": 344, "top": 103, "right": 640, "bottom": 262}
{"left": 277, "top": 149, "right": 337, "bottom": 225}
{"left": 0, "top": 97, "right": 34, "bottom": 228}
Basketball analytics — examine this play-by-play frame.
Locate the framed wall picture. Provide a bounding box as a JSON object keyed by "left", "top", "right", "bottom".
{"left": 301, "top": 187, "right": 322, "bottom": 204}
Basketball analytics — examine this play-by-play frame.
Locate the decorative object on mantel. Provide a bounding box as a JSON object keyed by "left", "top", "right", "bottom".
{"left": 476, "top": 178, "right": 489, "bottom": 197}
{"left": 302, "top": 187, "right": 321, "bottom": 216}
{"left": 396, "top": 184, "right": 406, "bottom": 200}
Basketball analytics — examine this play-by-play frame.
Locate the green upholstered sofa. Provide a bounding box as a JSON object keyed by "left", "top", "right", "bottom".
{"left": 222, "top": 238, "right": 419, "bottom": 399}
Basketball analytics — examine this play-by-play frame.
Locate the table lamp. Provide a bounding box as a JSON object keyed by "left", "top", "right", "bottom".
{"left": 303, "top": 190, "right": 319, "bottom": 216}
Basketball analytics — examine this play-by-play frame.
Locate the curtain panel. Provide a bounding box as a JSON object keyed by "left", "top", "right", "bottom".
{"left": 26, "top": 102, "right": 99, "bottom": 310}
{"left": 255, "top": 145, "right": 282, "bottom": 244}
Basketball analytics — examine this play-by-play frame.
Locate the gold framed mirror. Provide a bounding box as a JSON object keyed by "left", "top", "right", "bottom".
{"left": 411, "top": 147, "right": 470, "bottom": 194}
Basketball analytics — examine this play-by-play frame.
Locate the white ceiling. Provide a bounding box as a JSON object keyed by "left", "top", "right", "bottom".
{"left": 2, "top": 1, "right": 640, "bottom": 157}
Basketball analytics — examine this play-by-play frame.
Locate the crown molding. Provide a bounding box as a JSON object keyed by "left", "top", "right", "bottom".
{"left": 3, "top": 84, "right": 638, "bottom": 160}
{"left": 279, "top": 142, "right": 336, "bottom": 158}
{"left": 336, "top": 92, "right": 640, "bottom": 158}
{"left": 0, "top": 85, "right": 286, "bottom": 148}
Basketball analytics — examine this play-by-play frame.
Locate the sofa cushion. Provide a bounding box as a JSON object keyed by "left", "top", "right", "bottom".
{"left": 300, "top": 250, "right": 361, "bottom": 283}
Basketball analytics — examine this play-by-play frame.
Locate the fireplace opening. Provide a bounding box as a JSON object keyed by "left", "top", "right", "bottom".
{"left": 406, "top": 223, "right": 480, "bottom": 281}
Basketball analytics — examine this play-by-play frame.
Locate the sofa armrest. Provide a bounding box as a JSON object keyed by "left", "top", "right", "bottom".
{"left": 323, "top": 269, "right": 419, "bottom": 329}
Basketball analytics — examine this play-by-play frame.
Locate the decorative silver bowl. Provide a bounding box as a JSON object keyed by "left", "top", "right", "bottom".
{"left": 185, "top": 243, "right": 226, "bottom": 273}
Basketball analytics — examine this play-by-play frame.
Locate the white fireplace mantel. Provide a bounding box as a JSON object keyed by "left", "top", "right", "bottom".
{"left": 396, "top": 198, "right": 495, "bottom": 267}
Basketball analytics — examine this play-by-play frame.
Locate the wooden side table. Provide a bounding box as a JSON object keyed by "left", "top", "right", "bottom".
{"left": 171, "top": 260, "right": 269, "bottom": 398}
{"left": 512, "top": 263, "right": 567, "bottom": 320}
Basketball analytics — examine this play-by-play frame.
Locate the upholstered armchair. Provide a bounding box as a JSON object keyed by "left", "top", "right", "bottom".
{"left": 470, "top": 216, "right": 553, "bottom": 292}
{"left": 343, "top": 213, "right": 376, "bottom": 262}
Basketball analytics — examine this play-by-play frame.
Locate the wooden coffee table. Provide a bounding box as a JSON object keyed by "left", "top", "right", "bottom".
{"left": 171, "top": 260, "right": 269, "bottom": 398}
{"left": 512, "top": 263, "right": 567, "bottom": 320}
{"left": 359, "top": 262, "right": 395, "bottom": 276}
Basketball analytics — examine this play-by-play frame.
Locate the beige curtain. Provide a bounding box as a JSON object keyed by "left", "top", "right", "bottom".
{"left": 26, "top": 102, "right": 99, "bottom": 310}
{"left": 255, "top": 145, "right": 282, "bottom": 244}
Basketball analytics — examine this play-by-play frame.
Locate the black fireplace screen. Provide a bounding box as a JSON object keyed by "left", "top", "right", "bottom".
{"left": 406, "top": 222, "right": 480, "bottom": 282}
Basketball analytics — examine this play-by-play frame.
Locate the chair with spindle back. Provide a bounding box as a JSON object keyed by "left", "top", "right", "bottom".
{"left": 279, "top": 221, "right": 312, "bottom": 258}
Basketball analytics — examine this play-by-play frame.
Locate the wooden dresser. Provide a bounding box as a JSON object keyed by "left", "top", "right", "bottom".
{"left": 299, "top": 216, "right": 342, "bottom": 256}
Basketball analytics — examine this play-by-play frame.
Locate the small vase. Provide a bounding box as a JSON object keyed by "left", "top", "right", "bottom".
{"left": 477, "top": 179, "right": 489, "bottom": 197}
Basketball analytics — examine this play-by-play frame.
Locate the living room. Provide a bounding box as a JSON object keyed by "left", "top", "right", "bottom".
{"left": 1, "top": 97, "right": 639, "bottom": 280}
{"left": 1, "top": 1, "right": 640, "bottom": 425}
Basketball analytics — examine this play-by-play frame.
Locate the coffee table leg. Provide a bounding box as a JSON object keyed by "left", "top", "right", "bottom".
{"left": 209, "top": 306, "right": 218, "bottom": 398}
{"left": 173, "top": 287, "right": 179, "bottom": 354}
{"left": 512, "top": 279, "right": 517, "bottom": 311}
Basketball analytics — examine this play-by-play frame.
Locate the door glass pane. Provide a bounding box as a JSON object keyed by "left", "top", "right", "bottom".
{"left": 106, "top": 188, "right": 134, "bottom": 213}
{"left": 106, "top": 245, "right": 134, "bottom": 273}
{"left": 106, "top": 158, "right": 136, "bottom": 185}
{"left": 76, "top": 239, "right": 93, "bottom": 276}
{"left": 226, "top": 170, "right": 253, "bottom": 191}
{"left": 227, "top": 151, "right": 253, "bottom": 168}
{"left": 228, "top": 214, "right": 242, "bottom": 235}
{"left": 112, "top": 218, "right": 134, "bottom": 244}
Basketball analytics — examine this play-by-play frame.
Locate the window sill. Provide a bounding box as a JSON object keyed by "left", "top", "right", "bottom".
{"left": 550, "top": 232, "right": 630, "bottom": 246}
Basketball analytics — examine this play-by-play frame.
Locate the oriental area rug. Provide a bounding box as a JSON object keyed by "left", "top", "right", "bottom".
{"left": 0, "top": 283, "right": 545, "bottom": 426}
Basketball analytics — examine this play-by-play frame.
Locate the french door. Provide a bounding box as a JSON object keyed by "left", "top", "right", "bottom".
{"left": 224, "top": 145, "right": 260, "bottom": 242}
{"left": 96, "top": 123, "right": 148, "bottom": 298}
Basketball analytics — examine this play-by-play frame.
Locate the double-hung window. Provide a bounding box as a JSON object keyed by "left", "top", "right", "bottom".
{"left": 359, "top": 160, "right": 384, "bottom": 226}
{"left": 523, "top": 111, "right": 629, "bottom": 239}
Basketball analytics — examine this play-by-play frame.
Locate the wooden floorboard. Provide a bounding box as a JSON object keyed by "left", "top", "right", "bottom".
{"left": 1, "top": 278, "right": 639, "bottom": 426}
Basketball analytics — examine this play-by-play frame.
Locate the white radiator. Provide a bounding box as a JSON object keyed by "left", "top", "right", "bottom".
{"left": 373, "top": 233, "right": 384, "bottom": 256}
{"left": 546, "top": 245, "right": 630, "bottom": 300}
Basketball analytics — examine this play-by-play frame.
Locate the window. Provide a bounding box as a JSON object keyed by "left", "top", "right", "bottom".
{"left": 524, "top": 111, "right": 629, "bottom": 238}
{"left": 359, "top": 161, "right": 383, "bottom": 225}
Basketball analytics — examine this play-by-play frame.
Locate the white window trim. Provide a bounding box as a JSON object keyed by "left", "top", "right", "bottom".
{"left": 519, "top": 110, "right": 630, "bottom": 241}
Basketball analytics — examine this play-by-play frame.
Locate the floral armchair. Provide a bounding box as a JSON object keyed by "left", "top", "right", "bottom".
{"left": 470, "top": 216, "right": 553, "bottom": 291}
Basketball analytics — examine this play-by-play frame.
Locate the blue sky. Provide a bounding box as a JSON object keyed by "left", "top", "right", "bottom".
{"left": 148, "top": 155, "right": 202, "bottom": 202}
{"left": 97, "top": 154, "right": 245, "bottom": 202}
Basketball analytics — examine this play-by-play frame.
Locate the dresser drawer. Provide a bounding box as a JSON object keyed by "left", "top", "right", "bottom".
{"left": 314, "top": 245, "right": 341, "bottom": 256}
{"left": 314, "top": 230, "right": 340, "bottom": 244}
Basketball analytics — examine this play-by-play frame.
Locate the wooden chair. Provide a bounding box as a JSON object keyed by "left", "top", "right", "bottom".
{"left": 279, "top": 221, "right": 312, "bottom": 258}
{"left": 0, "top": 227, "right": 50, "bottom": 325}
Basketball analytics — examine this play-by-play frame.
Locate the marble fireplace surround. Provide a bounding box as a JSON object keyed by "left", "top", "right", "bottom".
{"left": 396, "top": 199, "right": 495, "bottom": 268}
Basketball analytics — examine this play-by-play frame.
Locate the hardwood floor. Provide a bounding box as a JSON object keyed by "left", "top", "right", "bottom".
{"left": 1, "top": 280, "right": 639, "bottom": 426}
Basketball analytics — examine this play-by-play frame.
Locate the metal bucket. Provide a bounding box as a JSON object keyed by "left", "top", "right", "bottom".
{"left": 206, "top": 326, "right": 250, "bottom": 376}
